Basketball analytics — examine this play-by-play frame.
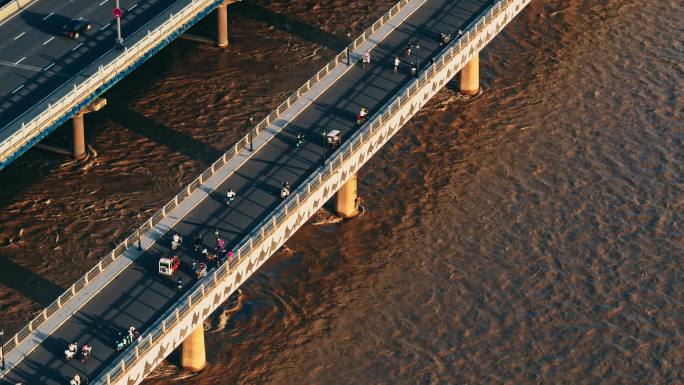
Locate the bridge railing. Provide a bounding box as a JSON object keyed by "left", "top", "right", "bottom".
{"left": 0, "top": 0, "right": 33, "bottom": 24}
{"left": 97, "top": 0, "right": 520, "bottom": 382}
{"left": 0, "top": 0, "right": 415, "bottom": 364}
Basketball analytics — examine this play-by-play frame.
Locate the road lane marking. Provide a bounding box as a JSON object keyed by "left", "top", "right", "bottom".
{"left": 43, "top": 63, "right": 55, "bottom": 71}
{"left": 128, "top": 4, "right": 138, "bottom": 11}
{"left": 99, "top": 0, "right": 108, "bottom": 5}
{"left": 12, "top": 85, "right": 25, "bottom": 94}
{"left": 72, "top": 43, "right": 84, "bottom": 51}
{"left": 43, "top": 37, "right": 55, "bottom": 45}
{"left": 14, "top": 57, "right": 26, "bottom": 65}
{"left": 0, "top": 60, "right": 42, "bottom": 71}
{"left": 100, "top": 23, "right": 110, "bottom": 31}
{"left": 14, "top": 32, "right": 26, "bottom": 40}
{"left": 43, "top": 12, "right": 54, "bottom": 20}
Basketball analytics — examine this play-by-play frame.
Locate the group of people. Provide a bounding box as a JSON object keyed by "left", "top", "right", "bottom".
{"left": 64, "top": 342, "right": 91, "bottom": 361}
{"left": 439, "top": 29, "right": 463, "bottom": 46}
{"left": 115, "top": 326, "right": 140, "bottom": 351}
{"left": 69, "top": 373, "right": 82, "bottom": 385}
{"left": 63, "top": 342, "right": 92, "bottom": 385}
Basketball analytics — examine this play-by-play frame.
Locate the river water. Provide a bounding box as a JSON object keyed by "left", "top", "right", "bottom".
{"left": 0, "top": 0, "right": 682, "bottom": 383}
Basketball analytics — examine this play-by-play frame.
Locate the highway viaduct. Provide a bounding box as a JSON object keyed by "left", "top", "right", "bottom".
{"left": 0, "top": 0, "right": 239, "bottom": 169}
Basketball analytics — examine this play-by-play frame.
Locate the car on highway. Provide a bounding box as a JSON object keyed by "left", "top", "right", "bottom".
{"left": 61, "top": 19, "right": 92, "bottom": 39}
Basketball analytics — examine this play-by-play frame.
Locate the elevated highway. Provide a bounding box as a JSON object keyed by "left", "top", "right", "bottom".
{"left": 0, "top": 0, "right": 532, "bottom": 383}
{"left": 0, "top": 0, "right": 237, "bottom": 169}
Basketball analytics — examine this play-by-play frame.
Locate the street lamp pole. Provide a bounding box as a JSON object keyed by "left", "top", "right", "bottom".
{"left": 83, "top": 356, "right": 88, "bottom": 384}
{"left": 1, "top": 329, "right": 5, "bottom": 371}
{"left": 249, "top": 115, "right": 254, "bottom": 152}
{"left": 137, "top": 211, "right": 142, "bottom": 250}
{"left": 82, "top": 346, "right": 91, "bottom": 385}
{"left": 115, "top": 0, "right": 124, "bottom": 47}
{"left": 345, "top": 31, "right": 351, "bottom": 65}
{"left": 321, "top": 131, "right": 327, "bottom": 165}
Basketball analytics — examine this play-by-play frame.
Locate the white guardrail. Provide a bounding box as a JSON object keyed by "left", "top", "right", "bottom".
{"left": 0, "top": 0, "right": 415, "bottom": 366}
{"left": 94, "top": 0, "right": 531, "bottom": 383}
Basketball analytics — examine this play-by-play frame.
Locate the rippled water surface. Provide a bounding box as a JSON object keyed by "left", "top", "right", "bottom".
{"left": 1, "top": 0, "right": 682, "bottom": 383}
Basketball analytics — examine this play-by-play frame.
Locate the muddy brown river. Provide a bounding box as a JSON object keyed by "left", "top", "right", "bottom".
{"left": 0, "top": 0, "right": 682, "bottom": 383}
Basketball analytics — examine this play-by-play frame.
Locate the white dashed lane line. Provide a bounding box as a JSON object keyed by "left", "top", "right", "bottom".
{"left": 43, "top": 37, "right": 55, "bottom": 45}
{"left": 100, "top": 23, "right": 110, "bottom": 31}
{"left": 14, "top": 57, "right": 26, "bottom": 65}
{"left": 44, "top": 63, "right": 55, "bottom": 71}
{"left": 128, "top": 4, "right": 138, "bottom": 11}
{"left": 99, "top": 0, "right": 108, "bottom": 5}
{"left": 72, "top": 43, "right": 84, "bottom": 51}
{"left": 43, "top": 12, "right": 54, "bottom": 20}
{"left": 14, "top": 32, "right": 25, "bottom": 40}
{"left": 12, "top": 85, "right": 25, "bottom": 94}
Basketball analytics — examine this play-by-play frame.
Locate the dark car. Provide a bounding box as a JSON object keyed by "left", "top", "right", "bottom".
{"left": 61, "top": 19, "right": 92, "bottom": 39}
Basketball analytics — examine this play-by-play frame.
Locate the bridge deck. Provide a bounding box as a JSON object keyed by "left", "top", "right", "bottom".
{"left": 1, "top": 0, "right": 490, "bottom": 383}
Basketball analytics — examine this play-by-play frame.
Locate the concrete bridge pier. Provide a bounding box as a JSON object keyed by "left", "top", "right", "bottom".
{"left": 180, "top": 325, "right": 206, "bottom": 372}
{"left": 70, "top": 98, "right": 107, "bottom": 159}
{"left": 71, "top": 114, "right": 86, "bottom": 159}
{"left": 216, "top": 1, "right": 229, "bottom": 48}
{"left": 460, "top": 53, "right": 479, "bottom": 95}
{"left": 336, "top": 173, "right": 360, "bottom": 218}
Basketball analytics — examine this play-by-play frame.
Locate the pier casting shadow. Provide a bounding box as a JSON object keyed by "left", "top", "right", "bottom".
{"left": 0, "top": 253, "right": 64, "bottom": 306}
{"left": 102, "top": 108, "right": 223, "bottom": 167}
{"left": 234, "top": 1, "right": 349, "bottom": 51}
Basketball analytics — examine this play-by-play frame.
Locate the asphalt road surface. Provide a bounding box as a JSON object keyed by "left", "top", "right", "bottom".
{"left": 0, "top": 0, "right": 192, "bottom": 130}
{"left": 0, "top": 0, "right": 491, "bottom": 383}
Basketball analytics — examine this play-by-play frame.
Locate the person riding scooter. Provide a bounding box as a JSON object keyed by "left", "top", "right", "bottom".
{"left": 194, "top": 234, "right": 204, "bottom": 251}
{"left": 356, "top": 107, "right": 368, "bottom": 126}
{"left": 171, "top": 233, "right": 182, "bottom": 250}
{"left": 280, "top": 181, "right": 291, "bottom": 198}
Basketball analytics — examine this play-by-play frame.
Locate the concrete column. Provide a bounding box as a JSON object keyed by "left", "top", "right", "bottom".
{"left": 72, "top": 113, "right": 86, "bottom": 159}
{"left": 336, "top": 173, "right": 360, "bottom": 218}
{"left": 216, "top": 2, "right": 229, "bottom": 48}
{"left": 460, "top": 53, "right": 479, "bottom": 95}
{"left": 181, "top": 325, "right": 206, "bottom": 372}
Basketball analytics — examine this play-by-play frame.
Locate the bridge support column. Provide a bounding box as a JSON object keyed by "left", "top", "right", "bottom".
{"left": 181, "top": 325, "right": 206, "bottom": 372}
{"left": 216, "top": 2, "right": 229, "bottom": 48}
{"left": 460, "top": 53, "right": 479, "bottom": 95}
{"left": 71, "top": 114, "right": 86, "bottom": 159}
{"left": 69, "top": 98, "right": 107, "bottom": 159}
{"left": 336, "top": 173, "right": 360, "bottom": 218}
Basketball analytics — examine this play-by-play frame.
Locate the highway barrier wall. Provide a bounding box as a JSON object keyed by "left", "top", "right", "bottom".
{"left": 0, "top": 0, "right": 33, "bottom": 24}
{"left": 0, "top": 0, "right": 417, "bottom": 374}
{"left": 93, "top": 0, "right": 532, "bottom": 383}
